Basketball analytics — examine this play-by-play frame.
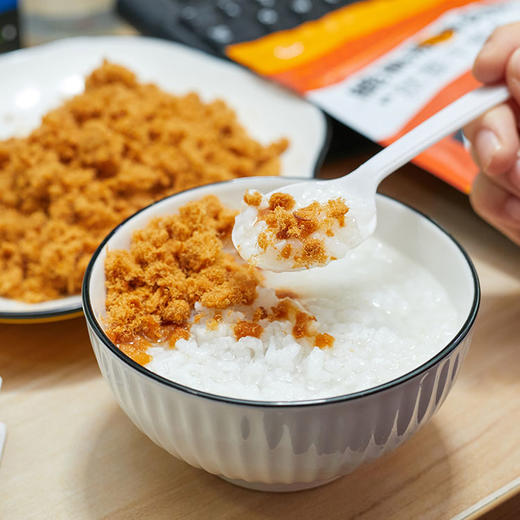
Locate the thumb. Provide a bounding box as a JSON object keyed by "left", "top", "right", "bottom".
{"left": 505, "top": 47, "right": 520, "bottom": 106}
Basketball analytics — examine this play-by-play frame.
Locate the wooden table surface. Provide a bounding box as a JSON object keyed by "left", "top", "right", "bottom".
{"left": 1, "top": 156, "right": 519, "bottom": 519}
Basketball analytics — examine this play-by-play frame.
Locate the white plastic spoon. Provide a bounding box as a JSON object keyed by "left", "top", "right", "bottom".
{"left": 233, "top": 85, "right": 510, "bottom": 271}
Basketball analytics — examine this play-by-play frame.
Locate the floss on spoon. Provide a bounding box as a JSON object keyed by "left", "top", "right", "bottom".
{"left": 232, "top": 85, "right": 510, "bottom": 272}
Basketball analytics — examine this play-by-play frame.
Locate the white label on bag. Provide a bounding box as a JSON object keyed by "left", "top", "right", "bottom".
{"left": 308, "top": 0, "right": 520, "bottom": 140}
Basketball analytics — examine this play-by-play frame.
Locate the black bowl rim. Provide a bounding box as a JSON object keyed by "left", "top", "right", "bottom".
{"left": 82, "top": 177, "right": 480, "bottom": 408}
{"left": 0, "top": 123, "right": 329, "bottom": 322}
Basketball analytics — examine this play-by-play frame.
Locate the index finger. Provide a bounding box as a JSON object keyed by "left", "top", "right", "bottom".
{"left": 474, "top": 23, "right": 520, "bottom": 83}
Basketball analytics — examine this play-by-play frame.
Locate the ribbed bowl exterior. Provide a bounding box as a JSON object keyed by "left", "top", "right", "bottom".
{"left": 88, "top": 323, "right": 472, "bottom": 491}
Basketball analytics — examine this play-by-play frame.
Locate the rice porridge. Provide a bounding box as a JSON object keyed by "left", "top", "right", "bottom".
{"left": 104, "top": 195, "right": 458, "bottom": 401}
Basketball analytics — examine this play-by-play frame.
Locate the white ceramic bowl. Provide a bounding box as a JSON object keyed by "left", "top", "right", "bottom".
{"left": 83, "top": 177, "right": 479, "bottom": 492}
{"left": 0, "top": 36, "right": 328, "bottom": 323}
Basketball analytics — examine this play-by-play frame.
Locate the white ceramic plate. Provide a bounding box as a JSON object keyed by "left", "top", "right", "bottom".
{"left": 0, "top": 36, "right": 328, "bottom": 323}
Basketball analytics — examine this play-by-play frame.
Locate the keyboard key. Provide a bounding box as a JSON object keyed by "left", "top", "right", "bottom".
{"left": 290, "top": 0, "right": 312, "bottom": 14}
{"left": 256, "top": 0, "right": 276, "bottom": 7}
{"left": 180, "top": 4, "right": 223, "bottom": 34}
{"left": 179, "top": 5, "right": 198, "bottom": 22}
{"left": 217, "top": 0, "right": 242, "bottom": 18}
{"left": 206, "top": 24, "right": 234, "bottom": 44}
{"left": 257, "top": 7, "right": 279, "bottom": 26}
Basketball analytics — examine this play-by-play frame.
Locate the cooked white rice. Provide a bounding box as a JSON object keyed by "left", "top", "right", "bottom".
{"left": 145, "top": 237, "right": 459, "bottom": 401}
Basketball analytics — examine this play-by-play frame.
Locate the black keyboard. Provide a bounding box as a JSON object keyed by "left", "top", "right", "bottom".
{"left": 117, "top": 0, "right": 356, "bottom": 57}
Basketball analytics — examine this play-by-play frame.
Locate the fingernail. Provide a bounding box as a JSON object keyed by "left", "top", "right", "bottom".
{"left": 504, "top": 196, "right": 520, "bottom": 221}
{"left": 511, "top": 47, "right": 520, "bottom": 78}
{"left": 509, "top": 158, "right": 520, "bottom": 190}
{"left": 475, "top": 129, "right": 501, "bottom": 171}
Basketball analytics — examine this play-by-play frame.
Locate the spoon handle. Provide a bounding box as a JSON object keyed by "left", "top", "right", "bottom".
{"left": 350, "top": 85, "right": 510, "bottom": 187}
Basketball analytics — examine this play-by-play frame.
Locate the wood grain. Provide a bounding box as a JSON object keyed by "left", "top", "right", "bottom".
{"left": 1, "top": 158, "right": 519, "bottom": 519}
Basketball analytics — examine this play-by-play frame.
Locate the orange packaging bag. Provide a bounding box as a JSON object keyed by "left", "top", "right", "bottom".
{"left": 227, "top": 0, "right": 520, "bottom": 192}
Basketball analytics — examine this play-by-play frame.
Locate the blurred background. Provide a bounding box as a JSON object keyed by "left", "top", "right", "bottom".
{"left": 2, "top": 0, "right": 130, "bottom": 49}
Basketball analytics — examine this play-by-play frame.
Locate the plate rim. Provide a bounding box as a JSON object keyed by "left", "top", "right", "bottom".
{"left": 0, "top": 35, "right": 330, "bottom": 322}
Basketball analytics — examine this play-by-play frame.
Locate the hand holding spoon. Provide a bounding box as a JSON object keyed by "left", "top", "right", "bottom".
{"left": 232, "top": 85, "right": 510, "bottom": 272}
